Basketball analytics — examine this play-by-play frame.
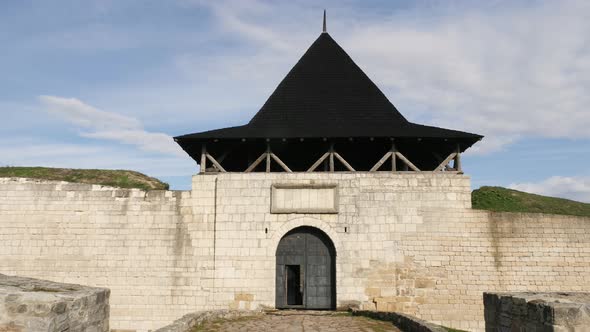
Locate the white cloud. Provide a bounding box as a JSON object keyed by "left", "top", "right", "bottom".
{"left": 509, "top": 176, "right": 590, "bottom": 203}
{"left": 339, "top": 0, "right": 590, "bottom": 153}
{"left": 41, "top": 95, "right": 140, "bottom": 129}
{"left": 205, "top": 1, "right": 292, "bottom": 52}
{"left": 39, "top": 96, "right": 184, "bottom": 156}
{"left": 464, "top": 135, "right": 519, "bottom": 155}
{"left": 193, "top": 0, "right": 316, "bottom": 52}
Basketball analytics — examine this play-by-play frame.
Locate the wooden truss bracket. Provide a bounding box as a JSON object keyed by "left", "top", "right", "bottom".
{"left": 206, "top": 153, "right": 226, "bottom": 172}
{"left": 370, "top": 143, "right": 397, "bottom": 171}
{"left": 200, "top": 144, "right": 227, "bottom": 173}
{"left": 333, "top": 152, "right": 355, "bottom": 171}
{"left": 435, "top": 152, "right": 457, "bottom": 172}
{"left": 245, "top": 152, "right": 267, "bottom": 172}
{"left": 307, "top": 145, "right": 355, "bottom": 172}
{"left": 370, "top": 144, "right": 420, "bottom": 172}
{"left": 245, "top": 144, "right": 292, "bottom": 173}
{"left": 307, "top": 152, "right": 330, "bottom": 172}
{"left": 394, "top": 152, "right": 420, "bottom": 172}
{"left": 270, "top": 153, "right": 292, "bottom": 172}
{"left": 370, "top": 151, "right": 393, "bottom": 171}
{"left": 434, "top": 145, "right": 462, "bottom": 172}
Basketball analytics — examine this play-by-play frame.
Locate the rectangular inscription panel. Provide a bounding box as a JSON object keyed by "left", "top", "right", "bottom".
{"left": 271, "top": 184, "right": 338, "bottom": 214}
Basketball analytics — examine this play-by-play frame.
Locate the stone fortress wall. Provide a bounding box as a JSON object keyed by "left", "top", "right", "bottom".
{"left": 0, "top": 173, "right": 589, "bottom": 332}
{"left": 0, "top": 178, "right": 204, "bottom": 332}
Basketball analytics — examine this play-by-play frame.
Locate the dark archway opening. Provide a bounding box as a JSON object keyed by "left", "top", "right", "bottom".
{"left": 275, "top": 226, "right": 336, "bottom": 309}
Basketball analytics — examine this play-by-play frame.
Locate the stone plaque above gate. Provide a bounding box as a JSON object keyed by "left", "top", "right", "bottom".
{"left": 271, "top": 184, "right": 338, "bottom": 214}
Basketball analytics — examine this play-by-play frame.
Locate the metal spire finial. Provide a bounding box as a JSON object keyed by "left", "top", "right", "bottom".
{"left": 322, "top": 10, "right": 327, "bottom": 33}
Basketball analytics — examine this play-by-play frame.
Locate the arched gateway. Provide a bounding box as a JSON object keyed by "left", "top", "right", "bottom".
{"left": 275, "top": 227, "right": 336, "bottom": 309}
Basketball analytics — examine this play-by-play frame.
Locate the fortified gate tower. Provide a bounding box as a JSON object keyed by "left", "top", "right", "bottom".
{"left": 174, "top": 13, "right": 481, "bottom": 315}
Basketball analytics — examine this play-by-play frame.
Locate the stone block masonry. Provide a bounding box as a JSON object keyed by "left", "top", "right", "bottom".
{"left": 1, "top": 174, "right": 590, "bottom": 332}
{"left": 0, "top": 178, "right": 212, "bottom": 332}
{"left": 0, "top": 273, "right": 109, "bottom": 332}
{"left": 484, "top": 292, "right": 590, "bottom": 331}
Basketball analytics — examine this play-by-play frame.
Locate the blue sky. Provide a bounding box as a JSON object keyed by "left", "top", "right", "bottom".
{"left": 1, "top": 0, "right": 590, "bottom": 202}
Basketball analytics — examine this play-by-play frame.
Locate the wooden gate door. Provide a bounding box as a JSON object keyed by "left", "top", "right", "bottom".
{"left": 276, "top": 227, "right": 335, "bottom": 309}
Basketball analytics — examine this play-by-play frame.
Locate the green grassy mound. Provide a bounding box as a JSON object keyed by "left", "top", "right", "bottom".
{"left": 0, "top": 166, "right": 169, "bottom": 191}
{"left": 472, "top": 186, "right": 590, "bottom": 217}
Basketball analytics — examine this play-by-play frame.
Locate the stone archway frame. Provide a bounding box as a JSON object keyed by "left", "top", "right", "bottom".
{"left": 268, "top": 216, "right": 341, "bottom": 257}
{"left": 270, "top": 216, "right": 341, "bottom": 309}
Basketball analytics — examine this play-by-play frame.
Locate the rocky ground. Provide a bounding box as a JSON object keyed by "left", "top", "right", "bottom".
{"left": 191, "top": 310, "right": 401, "bottom": 332}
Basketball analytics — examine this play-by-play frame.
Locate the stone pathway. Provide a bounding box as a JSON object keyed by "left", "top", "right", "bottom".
{"left": 192, "top": 310, "right": 401, "bottom": 332}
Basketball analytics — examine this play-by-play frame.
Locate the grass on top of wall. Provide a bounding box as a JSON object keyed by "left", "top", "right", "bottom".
{"left": 0, "top": 166, "right": 169, "bottom": 191}
{"left": 472, "top": 186, "right": 590, "bottom": 217}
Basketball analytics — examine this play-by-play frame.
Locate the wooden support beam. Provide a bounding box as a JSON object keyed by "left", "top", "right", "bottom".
{"left": 454, "top": 145, "right": 462, "bottom": 172}
{"left": 395, "top": 152, "right": 420, "bottom": 172}
{"left": 265, "top": 144, "right": 271, "bottom": 172}
{"left": 329, "top": 153, "right": 334, "bottom": 172}
{"left": 206, "top": 153, "right": 227, "bottom": 172}
{"left": 270, "top": 153, "right": 292, "bottom": 172}
{"left": 329, "top": 144, "right": 334, "bottom": 172}
{"left": 334, "top": 152, "right": 355, "bottom": 171}
{"left": 391, "top": 143, "right": 397, "bottom": 171}
{"left": 200, "top": 144, "right": 207, "bottom": 174}
{"left": 245, "top": 152, "right": 267, "bottom": 172}
{"left": 435, "top": 152, "right": 457, "bottom": 172}
{"left": 307, "top": 152, "right": 330, "bottom": 172}
{"left": 370, "top": 152, "right": 393, "bottom": 172}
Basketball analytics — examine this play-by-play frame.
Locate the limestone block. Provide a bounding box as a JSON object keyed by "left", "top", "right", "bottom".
{"left": 484, "top": 292, "right": 590, "bottom": 332}
{"left": 0, "top": 274, "right": 110, "bottom": 332}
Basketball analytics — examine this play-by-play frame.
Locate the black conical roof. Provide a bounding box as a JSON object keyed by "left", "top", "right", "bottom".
{"left": 246, "top": 32, "right": 411, "bottom": 137}
{"left": 176, "top": 32, "right": 482, "bottom": 143}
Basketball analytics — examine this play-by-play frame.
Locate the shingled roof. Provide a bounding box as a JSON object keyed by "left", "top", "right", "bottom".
{"left": 175, "top": 31, "right": 482, "bottom": 149}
